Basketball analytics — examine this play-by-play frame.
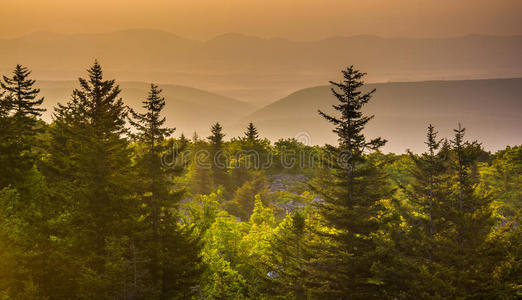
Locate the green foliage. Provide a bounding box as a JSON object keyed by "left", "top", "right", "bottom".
{"left": 130, "top": 83, "right": 203, "bottom": 298}
{"left": 0, "top": 63, "right": 519, "bottom": 299}
{"left": 0, "top": 64, "right": 45, "bottom": 129}
{"left": 480, "top": 145, "right": 521, "bottom": 218}
{"left": 223, "top": 174, "right": 271, "bottom": 221}
{"left": 0, "top": 65, "right": 45, "bottom": 188}
{"left": 266, "top": 210, "right": 310, "bottom": 298}
{"left": 311, "top": 66, "right": 394, "bottom": 298}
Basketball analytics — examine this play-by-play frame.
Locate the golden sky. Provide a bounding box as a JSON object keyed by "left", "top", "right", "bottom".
{"left": 1, "top": 0, "right": 521, "bottom": 39}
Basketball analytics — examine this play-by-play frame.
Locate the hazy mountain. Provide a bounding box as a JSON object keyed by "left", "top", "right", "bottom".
{"left": 239, "top": 78, "right": 522, "bottom": 153}
{"left": 37, "top": 80, "right": 257, "bottom": 137}
{"left": 2, "top": 29, "right": 522, "bottom": 104}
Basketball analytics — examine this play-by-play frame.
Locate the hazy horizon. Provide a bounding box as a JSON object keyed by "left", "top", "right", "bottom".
{"left": 2, "top": 0, "right": 522, "bottom": 40}
{"left": 1, "top": 1, "right": 521, "bottom": 153}
{"left": 4, "top": 28, "right": 522, "bottom": 42}
{"left": 2, "top": 29, "right": 521, "bottom": 104}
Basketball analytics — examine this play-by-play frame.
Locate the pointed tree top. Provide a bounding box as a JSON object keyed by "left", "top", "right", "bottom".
{"left": 244, "top": 121, "right": 259, "bottom": 141}
{"left": 208, "top": 122, "right": 225, "bottom": 146}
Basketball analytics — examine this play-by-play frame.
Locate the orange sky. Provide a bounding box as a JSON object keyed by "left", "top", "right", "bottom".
{"left": 1, "top": 0, "right": 521, "bottom": 40}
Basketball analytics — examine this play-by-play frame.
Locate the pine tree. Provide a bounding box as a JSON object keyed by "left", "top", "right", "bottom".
{"left": 425, "top": 124, "right": 441, "bottom": 238}
{"left": 0, "top": 65, "right": 45, "bottom": 187}
{"left": 311, "top": 66, "right": 392, "bottom": 298}
{"left": 43, "top": 61, "right": 136, "bottom": 298}
{"left": 244, "top": 122, "right": 259, "bottom": 141}
{"left": 129, "top": 84, "right": 202, "bottom": 298}
{"left": 399, "top": 125, "right": 455, "bottom": 297}
{"left": 208, "top": 122, "right": 225, "bottom": 148}
{"left": 406, "top": 125, "right": 445, "bottom": 243}
{"left": 208, "top": 122, "right": 229, "bottom": 191}
{"left": 447, "top": 124, "right": 495, "bottom": 297}
{"left": 1, "top": 64, "right": 45, "bottom": 129}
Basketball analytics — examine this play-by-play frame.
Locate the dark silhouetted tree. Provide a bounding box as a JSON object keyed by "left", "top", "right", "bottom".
{"left": 130, "top": 83, "right": 203, "bottom": 298}
{"left": 311, "top": 66, "right": 392, "bottom": 298}
{"left": 44, "top": 61, "right": 136, "bottom": 298}
{"left": 208, "top": 122, "right": 229, "bottom": 191}
{"left": 244, "top": 122, "right": 259, "bottom": 141}
{"left": 0, "top": 65, "right": 45, "bottom": 187}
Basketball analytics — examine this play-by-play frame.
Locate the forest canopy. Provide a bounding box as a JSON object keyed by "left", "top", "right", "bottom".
{"left": 0, "top": 62, "right": 520, "bottom": 299}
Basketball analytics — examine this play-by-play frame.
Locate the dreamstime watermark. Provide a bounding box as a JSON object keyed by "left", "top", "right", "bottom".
{"left": 161, "top": 131, "right": 352, "bottom": 171}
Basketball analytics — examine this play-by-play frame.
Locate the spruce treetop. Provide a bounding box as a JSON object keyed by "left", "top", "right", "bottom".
{"left": 425, "top": 124, "right": 441, "bottom": 157}
{"left": 129, "top": 83, "right": 174, "bottom": 144}
{"left": 319, "top": 65, "right": 385, "bottom": 156}
{"left": 61, "top": 60, "right": 127, "bottom": 135}
{"left": 208, "top": 122, "right": 225, "bottom": 147}
{"left": 244, "top": 122, "right": 259, "bottom": 141}
{"left": 1, "top": 64, "right": 45, "bottom": 119}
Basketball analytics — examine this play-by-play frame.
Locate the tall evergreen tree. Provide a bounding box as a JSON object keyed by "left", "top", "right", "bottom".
{"left": 406, "top": 125, "right": 445, "bottom": 242}
{"left": 311, "top": 66, "right": 392, "bottom": 298}
{"left": 447, "top": 124, "right": 495, "bottom": 298}
{"left": 129, "top": 84, "right": 202, "bottom": 298}
{"left": 425, "top": 124, "right": 441, "bottom": 238}
{"left": 399, "top": 126, "right": 455, "bottom": 297}
{"left": 405, "top": 124, "right": 497, "bottom": 298}
{"left": 244, "top": 122, "right": 259, "bottom": 142}
{"left": 43, "top": 61, "right": 137, "bottom": 298}
{"left": 1, "top": 64, "right": 45, "bottom": 128}
{"left": 0, "top": 65, "right": 45, "bottom": 187}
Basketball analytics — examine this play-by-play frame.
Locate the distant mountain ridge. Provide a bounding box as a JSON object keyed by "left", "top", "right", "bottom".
{"left": 34, "top": 77, "right": 522, "bottom": 153}
{"left": 37, "top": 80, "right": 257, "bottom": 137}
{"left": 2, "top": 29, "right": 522, "bottom": 103}
{"left": 238, "top": 77, "right": 522, "bottom": 153}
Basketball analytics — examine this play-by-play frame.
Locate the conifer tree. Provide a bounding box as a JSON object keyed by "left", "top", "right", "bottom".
{"left": 1, "top": 64, "right": 45, "bottom": 129}
{"left": 447, "top": 124, "right": 495, "bottom": 297}
{"left": 425, "top": 124, "right": 441, "bottom": 237}
{"left": 208, "top": 122, "right": 225, "bottom": 148}
{"left": 208, "top": 122, "right": 229, "bottom": 190}
{"left": 244, "top": 122, "right": 259, "bottom": 141}
{"left": 44, "top": 61, "right": 136, "bottom": 297}
{"left": 311, "top": 66, "right": 392, "bottom": 298}
{"left": 400, "top": 125, "right": 454, "bottom": 297}
{"left": 405, "top": 124, "right": 496, "bottom": 298}
{"left": 0, "top": 65, "right": 45, "bottom": 187}
{"left": 406, "top": 125, "right": 445, "bottom": 242}
{"left": 129, "top": 84, "right": 202, "bottom": 298}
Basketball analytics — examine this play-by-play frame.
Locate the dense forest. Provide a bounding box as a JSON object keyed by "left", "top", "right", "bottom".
{"left": 0, "top": 62, "right": 520, "bottom": 299}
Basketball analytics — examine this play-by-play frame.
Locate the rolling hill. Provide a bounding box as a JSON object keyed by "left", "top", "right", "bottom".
{"left": 37, "top": 80, "right": 257, "bottom": 137}
{"left": 2, "top": 29, "right": 522, "bottom": 104}
{"left": 238, "top": 78, "right": 522, "bottom": 153}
